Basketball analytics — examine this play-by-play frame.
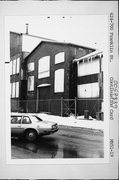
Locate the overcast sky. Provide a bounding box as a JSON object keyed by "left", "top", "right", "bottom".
{"left": 5, "top": 15, "right": 108, "bottom": 60}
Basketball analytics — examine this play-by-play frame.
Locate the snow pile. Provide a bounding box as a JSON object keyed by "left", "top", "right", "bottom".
{"left": 37, "top": 113, "right": 104, "bottom": 130}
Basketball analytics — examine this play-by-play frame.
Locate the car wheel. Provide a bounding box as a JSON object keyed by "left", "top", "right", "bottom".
{"left": 25, "top": 129, "right": 37, "bottom": 142}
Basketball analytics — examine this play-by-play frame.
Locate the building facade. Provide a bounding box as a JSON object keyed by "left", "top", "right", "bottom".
{"left": 74, "top": 50, "right": 104, "bottom": 119}
{"left": 10, "top": 31, "right": 24, "bottom": 112}
{"left": 10, "top": 31, "right": 56, "bottom": 112}
{"left": 10, "top": 32, "right": 103, "bottom": 119}
{"left": 22, "top": 41, "right": 95, "bottom": 115}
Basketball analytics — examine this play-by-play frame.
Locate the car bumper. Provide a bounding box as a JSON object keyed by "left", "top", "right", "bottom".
{"left": 38, "top": 128, "right": 59, "bottom": 136}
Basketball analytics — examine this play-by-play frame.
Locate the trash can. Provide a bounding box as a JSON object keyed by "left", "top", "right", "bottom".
{"left": 84, "top": 110, "right": 89, "bottom": 119}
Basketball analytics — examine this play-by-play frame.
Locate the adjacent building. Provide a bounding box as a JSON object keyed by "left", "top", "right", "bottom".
{"left": 10, "top": 31, "right": 103, "bottom": 119}
{"left": 74, "top": 50, "right": 104, "bottom": 119}
{"left": 10, "top": 31, "right": 56, "bottom": 112}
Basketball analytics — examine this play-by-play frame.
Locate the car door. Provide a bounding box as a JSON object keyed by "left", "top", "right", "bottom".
{"left": 11, "top": 116, "right": 22, "bottom": 135}
{"left": 20, "top": 116, "right": 32, "bottom": 130}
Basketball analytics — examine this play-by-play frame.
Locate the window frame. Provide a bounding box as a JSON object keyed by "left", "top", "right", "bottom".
{"left": 77, "top": 82, "right": 99, "bottom": 98}
{"left": 55, "top": 52, "right": 65, "bottom": 64}
{"left": 38, "top": 56, "right": 50, "bottom": 79}
{"left": 11, "top": 81, "right": 19, "bottom": 98}
{"left": 22, "top": 116, "right": 32, "bottom": 124}
{"left": 78, "top": 57, "right": 100, "bottom": 77}
{"left": 11, "top": 116, "right": 22, "bottom": 124}
{"left": 27, "top": 75, "right": 34, "bottom": 92}
{"left": 27, "top": 62, "right": 35, "bottom": 72}
{"left": 11, "top": 57, "right": 20, "bottom": 75}
{"left": 54, "top": 69, "right": 64, "bottom": 93}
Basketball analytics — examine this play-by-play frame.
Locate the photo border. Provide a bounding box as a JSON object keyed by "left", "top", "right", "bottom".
{"left": 0, "top": 1, "right": 118, "bottom": 179}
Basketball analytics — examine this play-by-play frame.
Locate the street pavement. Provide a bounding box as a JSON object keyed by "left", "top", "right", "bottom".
{"left": 11, "top": 126, "right": 104, "bottom": 159}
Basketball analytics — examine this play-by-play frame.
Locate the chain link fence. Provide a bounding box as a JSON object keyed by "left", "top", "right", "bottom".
{"left": 11, "top": 98, "right": 104, "bottom": 120}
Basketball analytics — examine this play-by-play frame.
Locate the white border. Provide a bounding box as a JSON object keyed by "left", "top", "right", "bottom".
{"left": 0, "top": 1, "right": 118, "bottom": 179}
{"left": 5, "top": 14, "right": 109, "bottom": 165}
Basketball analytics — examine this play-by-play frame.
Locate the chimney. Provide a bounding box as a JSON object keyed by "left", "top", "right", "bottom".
{"left": 26, "top": 23, "right": 29, "bottom": 34}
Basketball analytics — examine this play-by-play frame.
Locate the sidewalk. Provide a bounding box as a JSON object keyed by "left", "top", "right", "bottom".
{"left": 37, "top": 113, "right": 104, "bottom": 130}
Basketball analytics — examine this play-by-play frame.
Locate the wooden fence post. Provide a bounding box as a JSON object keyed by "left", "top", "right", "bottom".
{"left": 61, "top": 97, "right": 63, "bottom": 117}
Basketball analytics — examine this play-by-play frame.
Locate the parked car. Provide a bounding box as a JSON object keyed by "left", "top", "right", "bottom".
{"left": 11, "top": 113, "right": 59, "bottom": 141}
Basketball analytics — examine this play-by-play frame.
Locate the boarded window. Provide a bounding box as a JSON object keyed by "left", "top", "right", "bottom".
{"left": 78, "top": 57, "right": 100, "bottom": 77}
{"left": 11, "top": 82, "right": 19, "bottom": 98}
{"left": 55, "top": 52, "right": 65, "bottom": 64}
{"left": 38, "top": 56, "right": 50, "bottom": 79}
{"left": 77, "top": 82, "right": 99, "bottom": 98}
{"left": 28, "top": 76, "right": 34, "bottom": 91}
{"left": 27, "top": 62, "right": 34, "bottom": 72}
{"left": 11, "top": 57, "right": 20, "bottom": 75}
{"left": 12, "top": 59, "right": 16, "bottom": 75}
{"left": 54, "top": 69, "right": 64, "bottom": 93}
{"left": 12, "top": 82, "right": 15, "bottom": 98}
{"left": 16, "top": 57, "right": 20, "bottom": 74}
{"left": 10, "top": 61, "right": 13, "bottom": 75}
{"left": 16, "top": 82, "right": 19, "bottom": 98}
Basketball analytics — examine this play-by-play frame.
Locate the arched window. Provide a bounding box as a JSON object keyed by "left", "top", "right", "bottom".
{"left": 55, "top": 52, "right": 65, "bottom": 64}
{"left": 54, "top": 69, "right": 64, "bottom": 93}
{"left": 38, "top": 56, "right": 50, "bottom": 79}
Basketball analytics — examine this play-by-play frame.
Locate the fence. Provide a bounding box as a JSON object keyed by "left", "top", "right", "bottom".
{"left": 11, "top": 98, "right": 104, "bottom": 120}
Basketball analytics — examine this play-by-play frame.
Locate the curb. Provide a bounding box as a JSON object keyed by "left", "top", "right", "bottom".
{"left": 58, "top": 124, "right": 104, "bottom": 133}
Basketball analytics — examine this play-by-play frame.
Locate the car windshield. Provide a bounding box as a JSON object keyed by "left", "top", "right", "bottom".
{"left": 33, "top": 115, "right": 43, "bottom": 122}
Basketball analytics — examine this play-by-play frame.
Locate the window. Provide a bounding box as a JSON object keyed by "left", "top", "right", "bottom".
{"left": 16, "top": 58, "right": 20, "bottom": 73}
{"left": 15, "top": 82, "right": 19, "bottom": 97}
{"left": 10, "top": 60, "right": 13, "bottom": 75}
{"left": 55, "top": 52, "right": 65, "bottom": 64}
{"left": 11, "top": 82, "right": 19, "bottom": 98}
{"left": 28, "top": 76, "right": 34, "bottom": 91}
{"left": 22, "top": 116, "right": 31, "bottom": 124}
{"left": 12, "top": 59, "right": 16, "bottom": 75}
{"left": 11, "top": 116, "right": 22, "bottom": 124}
{"left": 77, "top": 82, "right": 99, "bottom": 98}
{"left": 78, "top": 57, "right": 100, "bottom": 77}
{"left": 12, "top": 82, "right": 15, "bottom": 98}
{"left": 11, "top": 57, "right": 20, "bottom": 75}
{"left": 27, "top": 62, "right": 34, "bottom": 72}
{"left": 38, "top": 56, "right": 50, "bottom": 79}
{"left": 54, "top": 69, "right": 64, "bottom": 93}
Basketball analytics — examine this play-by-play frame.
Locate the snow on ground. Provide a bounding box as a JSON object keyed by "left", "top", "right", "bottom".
{"left": 12, "top": 112, "right": 104, "bottom": 130}
{"left": 36, "top": 113, "right": 104, "bottom": 130}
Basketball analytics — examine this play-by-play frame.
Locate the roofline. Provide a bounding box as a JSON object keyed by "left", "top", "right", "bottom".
{"left": 24, "top": 40, "right": 96, "bottom": 60}
{"left": 33, "top": 40, "right": 95, "bottom": 50}
{"left": 73, "top": 50, "right": 103, "bottom": 62}
{"left": 66, "top": 42, "right": 95, "bottom": 50}
{"left": 21, "top": 33, "right": 57, "bottom": 42}
{"left": 10, "top": 31, "right": 95, "bottom": 50}
{"left": 10, "top": 31, "right": 57, "bottom": 42}
{"left": 10, "top": 31, "right": 22, "bottom": 35}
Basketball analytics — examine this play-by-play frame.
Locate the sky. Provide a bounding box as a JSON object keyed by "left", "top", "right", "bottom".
{"left": 5, "top": 15, "right": 108, "bottom": 61}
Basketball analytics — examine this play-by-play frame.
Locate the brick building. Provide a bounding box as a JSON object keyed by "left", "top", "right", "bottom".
{"left": 10, "top": 31, "right": 56, "bottom": 112}
{"left": 10, "top": 31, "right": 104, "bottom": 118}
{"left": 22, "top": 41, "right": 95, "bottom": 115}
